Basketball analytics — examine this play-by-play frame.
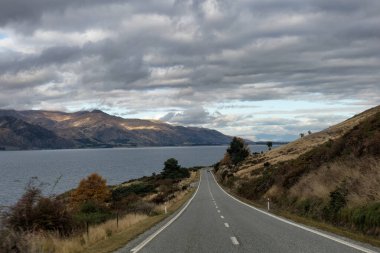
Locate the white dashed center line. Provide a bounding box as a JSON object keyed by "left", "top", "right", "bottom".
{"left": 230, "top": 237, "right": 239, "bottom": 245}
{"left": 217, "top": 210, "right": 221, "bottom": 213}
{"left": 224, "top": 223, "right": 229, "bottom": 228}
{"left": 220, "top": 215, "right": 224, "bottom": 219}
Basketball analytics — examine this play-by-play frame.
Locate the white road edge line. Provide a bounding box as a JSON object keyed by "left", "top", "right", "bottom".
{"left": 130, "top": 172, "right": 202, "bottom": 252}
{"left": 230, "top": 236, "right": 239, "bottom": 245}
{"left": 224, "top": 223, "right": 230, "bottom": 228}
{"left": 211, "top": 172, "right": 378, "bottom": 253}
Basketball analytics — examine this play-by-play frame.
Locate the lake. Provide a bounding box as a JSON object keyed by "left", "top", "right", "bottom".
{"left": 0, "top": 145, "right": 269, "bottom": 207}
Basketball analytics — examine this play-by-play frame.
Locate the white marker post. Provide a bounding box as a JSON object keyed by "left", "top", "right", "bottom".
{"left": 267, "top": 198, "right": 270, "bottom": 212}
{"left": 164, "top": 204, "right": 167, "bottom": 214}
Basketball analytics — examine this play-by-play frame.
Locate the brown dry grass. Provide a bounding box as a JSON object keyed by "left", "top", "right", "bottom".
{"left": 289, "top": 157, "right": 380, "bottom": 207}
{"left": 21, "top": 214, "right": 148, "bottom": 253}
{"left": 236, "top": 105, "right": 380, "bottom": 178}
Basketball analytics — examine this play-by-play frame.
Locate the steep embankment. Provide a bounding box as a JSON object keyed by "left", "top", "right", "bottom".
{"left": 0, "top": 109, "right": 232, "bottom": 149}
{"left": 216, "top": 105, "right": 380, "bottom": 237}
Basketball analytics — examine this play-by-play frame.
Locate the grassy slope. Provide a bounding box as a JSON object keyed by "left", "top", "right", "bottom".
{"left": 216, "top": 105, "right": 380, "bottom": 242}
{"left": 82, "top": 186, "right": 197, "bottom": 253}
{"left": 215, "top": 175, "right": 380, "bottom": 248}
{"left": 236, "top": 105, "right": 380, "bottom": 178}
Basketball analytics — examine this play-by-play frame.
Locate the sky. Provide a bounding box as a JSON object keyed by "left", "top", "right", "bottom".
{"left": 0, "top": 0, "right": 379, "bottom": 141}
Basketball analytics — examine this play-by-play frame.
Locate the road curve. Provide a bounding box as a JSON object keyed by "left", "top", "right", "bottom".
{"left": 117, "top": 169, "right": 380, "bottom": 253}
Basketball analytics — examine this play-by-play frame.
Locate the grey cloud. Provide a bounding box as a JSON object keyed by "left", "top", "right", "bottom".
{"left": 0, "top": 0, "right": 379, "bottom": 140}
{"left": 0, "top": 0, "right": 123, "bottom": 27}
{"left": 1, "top": 0, "right": 379, "bottom": 98}
{"left": 160, "top": 106, "right": 215, "bottom": 125}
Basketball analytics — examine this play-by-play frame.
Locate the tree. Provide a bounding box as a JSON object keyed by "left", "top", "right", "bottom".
{"left": 226, "top": 137, "right": 250, "bottom": 165}
{"left": 308, "top": 130, "right": 312, "bottom": 135}
{"left": 71, "top": 173, "right": 111, "bottom": 207}
{"left": 266, "top": 141, "right": 273, "bottom": 151}
{"left": 161, "top": 158, "right": 190, "bottom": 179}
{"left": 300, "top": 133, "right": 305, "bottom": 138}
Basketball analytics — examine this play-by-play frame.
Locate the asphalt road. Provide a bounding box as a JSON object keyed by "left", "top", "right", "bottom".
{"left": 117, "top": 169, "right": 380, "bottom": 253}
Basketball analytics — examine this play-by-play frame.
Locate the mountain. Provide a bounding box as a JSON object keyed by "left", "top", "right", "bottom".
{"left": 0, "top": 116, "right": 74, "bottom": 150}
{"left": 215, "top": 105, "right": 380, "bottom": 236}
{"left": 0, "top": 109, "right": 232, "bottom": 150}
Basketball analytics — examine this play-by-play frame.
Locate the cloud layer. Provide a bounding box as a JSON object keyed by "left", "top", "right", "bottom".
{"left": 0, "top": 0, "right": 379, "bottom": 140}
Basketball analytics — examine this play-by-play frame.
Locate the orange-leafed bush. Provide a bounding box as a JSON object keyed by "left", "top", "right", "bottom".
{"left": 71, "top": 173, "right": 111, "bottom": 207}
{"left": 220, "top": 153, "right": 232, "bottom": 167}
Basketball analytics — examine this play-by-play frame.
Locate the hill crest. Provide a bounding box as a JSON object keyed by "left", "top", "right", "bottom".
{"left": 0, "top": 109, "right": 232, "bottom": 150}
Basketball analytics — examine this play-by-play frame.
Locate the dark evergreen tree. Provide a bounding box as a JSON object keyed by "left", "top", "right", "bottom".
{"left": 161, "top": 158, "right": 190, "bottom": 179}
{"left": 266, "top": 141, "right": 273, "bottom": 151}
{"left": 226, "top": 137, "right": 250, "bottom": 165}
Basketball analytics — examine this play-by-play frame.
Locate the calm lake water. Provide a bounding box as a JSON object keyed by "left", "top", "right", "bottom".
{"left": 0, "top": 145, "right": 269, "bottom": 207}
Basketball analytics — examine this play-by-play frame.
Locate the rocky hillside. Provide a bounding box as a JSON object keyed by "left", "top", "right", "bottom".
{"left": 0, "top": 109, "right": 232, "bottom": 150}
{"left": 215, "top": 105, "right": 380, "bottom": 236}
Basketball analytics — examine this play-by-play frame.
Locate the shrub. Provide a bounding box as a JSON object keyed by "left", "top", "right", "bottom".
{"left": 151, "top": 193, "right": 166, "bottom": 204}
{"left": 75, "top": 201, "right": 112, "bottom": 225}
{"left": 213, "top": 162, "right": 220, "bottom": 172}
{"left": 111, "top": 183, "right": 156, "bottom": 202}
{"left": 340, "top": 203, "right": 380, "bottom": 235}
{"left": 126, "top": 201, "right": 156, "bottom": 215}
{"left": 237, "top": 169, "right": 275, "bottom": 200}
{"left": 293, "top": 198, "right": 324, "bottom": 218}
{"left": 3, "top": 185, "right": 75, "bottom": 235}
{"left": 323, "top": 187, "right": 347, "bottom": 222}
{"left": 151, "top": 190, "right": 176, "bottom": 204}
{"left": 220, "top": 153, "right": 232, "bottom": 167}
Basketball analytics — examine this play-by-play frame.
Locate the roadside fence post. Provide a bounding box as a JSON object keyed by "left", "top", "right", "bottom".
{"left": 86, "top": 221, "right": 89, "bottom": 238}
{"left": 116, "top": 211, "right": 119, "bottom": 229}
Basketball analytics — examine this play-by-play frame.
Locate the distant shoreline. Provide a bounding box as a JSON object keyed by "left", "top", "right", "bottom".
{"left": 0, "top": 142, "right": 287, "bottom": 152}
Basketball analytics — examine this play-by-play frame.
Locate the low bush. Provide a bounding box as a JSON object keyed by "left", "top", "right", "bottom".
{"left": 340, "top": 203, "right": 380, "bottom": 235}
{"left": 263, "top": 162, "right": 271, "bottom": 167}
{"left": 3, "top": 186, "right": 75, "bottom": 235}
{"left": 151, "top": 193, "right": 166, "bottom": 204}
{"left": 112, "top": 183, "right": 156, "bottom": 201}
{"left": 75, "top": 201, "right": 112, "bottom": 225}
{"left": 323, "top": 187, "right": 347, "bottom": 222}
{"left": 237, "top": 169, "right": 275, "bottom": 200}
{"left": 126, "top": 201, "right": 156, "bottom": 215}
{"left": 293, "top": 198, "right": 325, "bottom": 219}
